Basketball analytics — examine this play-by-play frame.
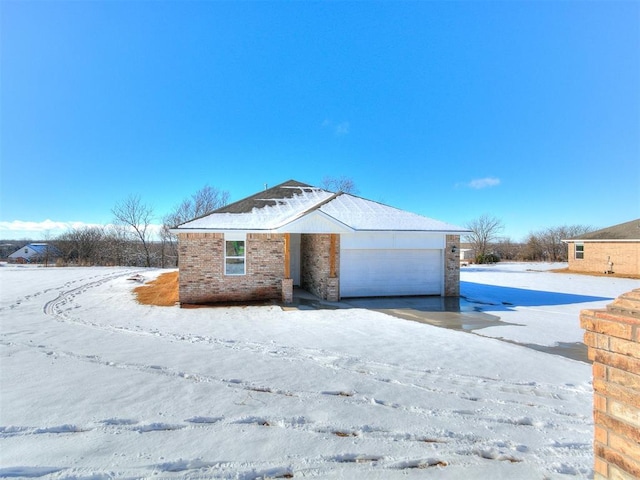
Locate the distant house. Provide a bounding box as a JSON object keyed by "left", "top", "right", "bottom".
{"left": 171, "top": 180, "right": 469, "bottom": 305}
{"left": 459, "top": 243, "right": 475, "bottom": 265}
{"left": 8, "top": 243, "right": 61, "bottom": 264}
{"left": 563, "top": 219, "right": 640, "bottom": 276}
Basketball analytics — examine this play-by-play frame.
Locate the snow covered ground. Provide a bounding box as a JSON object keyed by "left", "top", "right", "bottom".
{"left": 1, "top": 263, "right": 638, "bottom": 479}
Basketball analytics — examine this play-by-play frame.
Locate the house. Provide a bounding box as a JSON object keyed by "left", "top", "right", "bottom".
{"left": 8, "top": 243, "right": 61, "bottom": 264}
{"left": 172, "top": 180, "right": 470, "bottom": 305}
{"left": 459, "top": 243, "right": 475, "bottom": 266}
{"left": 563, "top": 218, "right": 640, "bottom": 276}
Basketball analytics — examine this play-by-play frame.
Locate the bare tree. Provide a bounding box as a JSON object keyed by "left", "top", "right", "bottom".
{"left": 56, "top": 226, "right": 107, "bottom": 265}
{"left": 112, "top": 195, "right": 155, "bottom": 267}
{"left": 320, "top": 176, "right": 358, "bottom": 194}
{"left": 493, "top": 237, "right": 522, "bottom": 261}
{"left": 522, "top": 233, "right": 545, "bottom": 261}
{"left": 161, "top": 185, "right": 230, "bottom": 267}
{"left": 165, "top": 185, "right": 229, "bottom": 228}
{"left": 464, "top": 214, "right": 505, "bottom": 263}
{"left": 540, "top": 226, "right": 567, "bottom": 262}
{"left": 106, "top": 224, "right": 137, "bottom": 266}
{"left": 524, "top": 224, "right": 594, "bottom": 262}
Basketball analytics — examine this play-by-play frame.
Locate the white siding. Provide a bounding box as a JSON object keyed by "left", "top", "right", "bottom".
{"left": 340, "top": 233, "right": 444, "bottom": 297}
{"left": 341, "top": 232, "right": 444, "bottom": 249}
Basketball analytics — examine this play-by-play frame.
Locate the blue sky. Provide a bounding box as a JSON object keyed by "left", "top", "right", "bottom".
{"left": 1, "top": 1, "right": 639, "bottom": 241}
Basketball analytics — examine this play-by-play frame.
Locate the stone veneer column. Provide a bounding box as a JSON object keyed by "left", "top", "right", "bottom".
{"left": 580, "top": 289, "right": 640, "bottom": 480}
{"left": 444, "top": 235, "right": 461, "bottom": 297}
{"left": 326, "top": 277, "right": 340, "bottom": 302}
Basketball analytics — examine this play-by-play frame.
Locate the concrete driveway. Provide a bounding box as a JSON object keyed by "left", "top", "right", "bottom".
{"left": 286, "top": 288, "right": 588, "bottom": 363}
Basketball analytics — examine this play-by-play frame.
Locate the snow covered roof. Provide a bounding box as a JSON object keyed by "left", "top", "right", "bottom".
{"left": 174, "top": 179, "right": 468, "bottom": 234}
{"left": 9, "top": 243, "right": 61, "bottom": 259}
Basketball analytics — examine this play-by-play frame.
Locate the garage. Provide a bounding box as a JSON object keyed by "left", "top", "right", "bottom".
{"left": 340, "top": 249, "right": 442, "bottom": 297}
{"left": 339, "top": 233, "right": 444, "bottom": 298}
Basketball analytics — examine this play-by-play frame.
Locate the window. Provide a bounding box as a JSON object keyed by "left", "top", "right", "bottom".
{"left": 575, "top": 243, "right": 584, "bottom": 260}
{"left": 225, "top": 237, "right": 245, "bottom": 275}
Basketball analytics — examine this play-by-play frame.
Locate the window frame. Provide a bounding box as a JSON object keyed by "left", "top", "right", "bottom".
{"left": 224, "top": 233, "right": 246, "bottom": 275}
{"left": 575, "top": 243, "right": 584, "bottom": 260}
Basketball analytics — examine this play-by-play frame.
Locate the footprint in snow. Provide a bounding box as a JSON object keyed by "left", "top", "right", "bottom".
{"left": 475, "top": 447, "right": 522, "bottom": 463}
{"left": 185, "top": 416, "right": 223, "bottom": 425}
{"left": 0, "top": 466, "right": 65, "bottom": 478}
{"left": 133, "top": 423, "right": 185, "bottom": 433}
{"left": 393, "top": 458, "right": 448, "bottom": 469}
{"left": 101, "top": 418, "right": 139, "bottom": 426}
{"left": 34, "top": 424, "right": 83, "bottom": 434}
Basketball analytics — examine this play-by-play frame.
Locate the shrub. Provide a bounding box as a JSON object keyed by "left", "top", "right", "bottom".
{"left": 475, "top": 253, "right": 500, "bottom": 264}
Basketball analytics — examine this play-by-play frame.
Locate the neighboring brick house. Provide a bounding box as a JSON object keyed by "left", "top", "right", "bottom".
{"left": 172, "top": 180, "right": 469, "bottom": 305}
{"left": 564, "top": 219, "right": 640, "bottom": 276}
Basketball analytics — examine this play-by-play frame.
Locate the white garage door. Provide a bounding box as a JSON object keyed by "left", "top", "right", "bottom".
{"left": 340, "top": 249, "right": 442, "bottom": 297}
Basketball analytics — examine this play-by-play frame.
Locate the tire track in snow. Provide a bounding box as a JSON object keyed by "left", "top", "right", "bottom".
{"left": 34, "top": 269, "right": 589, "bottom": 417}
{"left": 1, "top": 269, "right": 137, "bottom": 313}
{"left": 42, "top": 269, "right": 145, "bottom": 324}
{"left": 4, "top": 270, "right": 592, "bottom": 479}
{"left": 23, "top": 269, "right": 592, "bottom": 437}
{"left": 2, "top": 336, "right": 590, "bottom": 453}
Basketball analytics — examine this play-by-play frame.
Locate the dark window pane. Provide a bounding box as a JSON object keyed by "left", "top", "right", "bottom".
{"left": 226, "top": 241, "right": 245, "bottom": 256}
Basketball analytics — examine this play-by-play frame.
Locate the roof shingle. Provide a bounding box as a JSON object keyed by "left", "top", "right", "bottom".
{"left": 175, "top": 179, "right": 468, "bottom": 233}
{"left": 568, "top": 218, "right": 640, "bottom": 241}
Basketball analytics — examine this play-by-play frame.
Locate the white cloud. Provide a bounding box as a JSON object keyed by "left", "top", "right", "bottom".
{"left": 0, "top": 220, "right": 96, "bottom": 233}
{"left": 334, "top": 121, "right": 350, "bottom": 136}
{"left": 467, "top": 177, "right": 501, "bottom": 189}
{"left": 0, "top": 220, "right": 163, "bottom": 240}
{"left": 322, "top": 119, "right": 350, "bottom": 136}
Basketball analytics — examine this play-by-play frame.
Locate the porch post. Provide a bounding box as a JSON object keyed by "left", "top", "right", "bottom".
{"left": 282, "top": 233, "right": 293, "bottom": 303}
{"left": 326, "top": 234, "right": 340, "bottom": 302}
{"left": 329, "top": 234, "right": 337, "bottom": 278}
{"left": 284, "top": 233, "right": 291, "bottom": 279}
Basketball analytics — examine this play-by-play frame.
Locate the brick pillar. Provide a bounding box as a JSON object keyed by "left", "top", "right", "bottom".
{"left": 281, "top": 278, "right": 293, "bottom": 304}
{"left": 580, "top": 289, "right": 640, "bottom": 480}
{"left": 444, "top": 235, "right": 461, "bottom": 296}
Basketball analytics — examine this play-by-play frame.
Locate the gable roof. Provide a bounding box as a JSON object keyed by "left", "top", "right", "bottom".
{"left": 9, "top": 243, "right": 61, "bottom": 258}
{"left": 174, "top": 179, "right": 468, "bottom": 234}
{"left": 213, "top": 180, "right": 322, "bottom": 214}
{"left": 566, "top": 218, "right": 640, "bottom": 242}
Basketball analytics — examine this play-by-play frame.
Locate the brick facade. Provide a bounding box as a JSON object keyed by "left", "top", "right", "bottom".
{"left": 178, "top": 233, "right": 285, "bottom": 304}
{"left": 300, "top": 233, "right": 340, "bottom": 301}
{"left": 445, "top": 235, "right": 461, "bottom": 296}
{"left": 568, "top": 242, "right": 639, "bottom": 276}
{"left": 580, "top": 289, "right": 640, "bottom": 480}
{"left": 178, "top": 232, "right": 461, "bottom": 305}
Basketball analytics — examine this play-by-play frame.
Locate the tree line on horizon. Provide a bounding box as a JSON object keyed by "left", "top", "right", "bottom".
{"left": 463, "top": 214, "right": 593, "bottom": 264}
{"left": 3, "top": 177, "right": 593, "bottom": 267}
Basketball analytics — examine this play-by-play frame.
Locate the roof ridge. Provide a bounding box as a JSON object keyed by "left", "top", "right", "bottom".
{"left": 176, "top": 179, "right": 315, "bottom": 225}
{"left": 272, "top": 191, "right": 343, "bottom": 229}
{"left": 567, "top": 218, "right": 640, "bottom": 241}
{"left": 215, "top": 179, "right": 312, "bottom": 212}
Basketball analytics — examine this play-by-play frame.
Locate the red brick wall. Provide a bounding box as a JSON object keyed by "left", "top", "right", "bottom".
{"left": 178, "top": 233, "right": 285, "bottom": 304}
{"left": 580, "top": 289, "right": 640, "bottom": 480}
{"left": 569, "top": 242, "right": 639, "bottom": 276}
{"left": 300, "top": 234, "right": 340, "bottom": 301}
